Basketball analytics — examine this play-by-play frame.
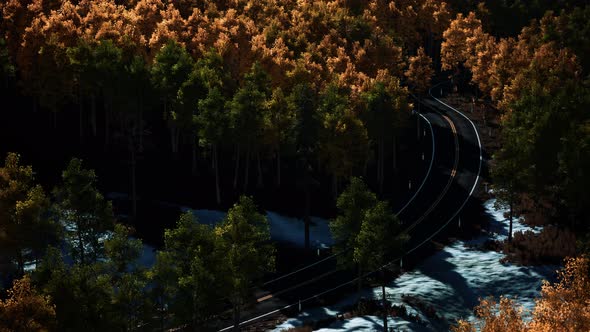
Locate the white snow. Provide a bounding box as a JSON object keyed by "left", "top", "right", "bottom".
{"left": 266, "top": 212, "right": 334, "bottom": 249}
{"left": 179, "top": 208, "right": 334, "bottom": 249}
{"left": 272, "top": 199, "right": 557, "bottom": 332}
{"left": 135, "top": 209, "right": 334, "bottom": 269}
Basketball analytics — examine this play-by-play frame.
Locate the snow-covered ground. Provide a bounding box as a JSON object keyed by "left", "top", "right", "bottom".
{"left": 138, "top": 208, "right": 334, "bottom": 268}
{"left": 180, "top": 207, "right": 334, "bottom": 249}
{"left": 273, "top": 199, "right": 557, "bottom": 331}
{"left": 109, "top": 192, "right": 335, "bottom": 246}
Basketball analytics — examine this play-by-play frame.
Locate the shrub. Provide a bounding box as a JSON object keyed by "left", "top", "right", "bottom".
{"left": 502, "top": 226, "right": 576, "bottom": 265}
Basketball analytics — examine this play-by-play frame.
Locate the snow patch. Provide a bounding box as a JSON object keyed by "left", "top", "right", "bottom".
{"left": 179, "top": 208, "right": 334, "bottom": 249}
{"left": 272, "top": 199, "right": 557, "bottom": 331}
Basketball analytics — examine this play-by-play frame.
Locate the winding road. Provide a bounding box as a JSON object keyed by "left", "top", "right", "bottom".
{"left": 218, "top": 82, "right": 482, "bottom": 331}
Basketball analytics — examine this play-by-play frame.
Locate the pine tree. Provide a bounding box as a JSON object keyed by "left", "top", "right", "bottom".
{"left": 329, "top": 177, "right": 377, "bottom": 300}
{"left": 215, "top": 196, "right": 275, "bottom": 331}
{"left": 52, "top": 158, "right": 113, "bottom": 265}
{"left": 0, "top": 153, "right": 56, "bottom": 275}
{"left": 354, "top": 201, "right": 408, "bottom": 331}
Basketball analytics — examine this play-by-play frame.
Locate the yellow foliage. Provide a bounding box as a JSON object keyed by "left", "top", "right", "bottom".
{"left": 529, "top": 256, "right": 590, "bottom": 332}
{"left": 451, "top": 256, "right": 590, "bottom": 332}
{"left": 0, "top": 275, "right": 56, "bottom": 332}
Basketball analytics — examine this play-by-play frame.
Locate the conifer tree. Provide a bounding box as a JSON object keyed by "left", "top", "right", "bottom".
{"left": 215, "top": 196, "right": 275, "bottom": 331}
{"left": 53, "top": 158, "right": 113, "bottom": 265}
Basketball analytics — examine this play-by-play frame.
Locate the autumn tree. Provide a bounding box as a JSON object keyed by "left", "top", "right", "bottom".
{"left": 529, "top": 256, "right": 590, "bottom": 331}
{"left": 453, "top": 256, "right": 590, "bottom": 332}
{"left": 493, "top": 49, "right": 586, "bottom": 228}
{"left": 441, "top": 12, "right": 482, "bottom": 72}
{"left": 405, "top": 47, "right": 434, "bottom": 98}
{"left": 405, "top": 47, "right": 433, "bottom": 140}
{"left": 0, "top": 275, "right": 56, "bottom": 332}
{"left": 148, "top": 4, "right": 186, "bottom": 57}
{"left": 452, "top": 296, "right": 527, "bottom": 332}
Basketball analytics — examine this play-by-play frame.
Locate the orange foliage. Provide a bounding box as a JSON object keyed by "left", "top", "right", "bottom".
{"left": 0, "top": 275, "right": 56, "bottom": 332}
{"left": 501, "top": 42, "right": 580, "bottom": 111}
{"left": 149, "top": 3, "right": 186, "bottom": 55}
{"left": 452, "top": 256, "right": 590, "bottom": 332}
{"left": 502, "top": 226, "right": 577, "bottom": 265}
{"left": 1, "top": 0, "right": 455, "bottom": 108}
{"left": 530, "top": 256, "right": 590, "bottom": 332}
{"left": 405, "top": 47, "right": 433, "bottom": 95}
{"left": 441, "top": 12, "right": 482, "bottom": 71}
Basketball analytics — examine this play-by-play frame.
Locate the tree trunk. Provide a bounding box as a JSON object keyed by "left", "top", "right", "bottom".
{"left": 214, "top": 144, "right": 221, "bottom": 205}
{"left": 131, "top": 144, "right": 137, "bottom": 223}
{"left": 243, "top": 144, "right": 251, "bottom": 192}
{"left": 381, "top": 270, "right": 388, "bottom": 332}
{"left": 332, "top": 173, "right": 338, "bottom": 202}
{"left": 233, "top": 301, "right": 240, "bottom": 332}
{"left": 392, "top": 135, "right": 397, "bottom": 172}
{"left": 104, "top": 96, "right": 110, "bottom": 148}
{"left": 52, "top": 111, "right": 57, "bottom": 130}
{"left": 91, "top": 94, "right": 97, "bottom": 137}
{"left": 357, "top": 263, "right": 363, "bottom": 307}
{"left": 76, "top": 219, "right": 85, "bottom": 264}
{"left": 159, "top": 295, "right": 165, "bottom": 332}
{"left": 256, "top": 151, "right": 263, "bottom": 188}
{"left": 79, "top": 89, "right": 84, "bottom": 142}
{"left": 508, "top": 200, "right": 513, "bottom": 242}
{"left": 175, "top": 128, "right": 180, "bottom": 154}
{"left": 276, "top": 147, "right": 281, "bottom": 187}
{"left": 191, "top": 137, "right": 198, "bottom": 176}
{"left": 163, "top": 100, "right": 168, "bottom": 121}
{"left": 192, "top": 290, "right": 198, "bottom": 332}
{"left": 138, "top": 98, "right": 144, "bottom": 152}
{"left": 378, "top": 137, "right": 384, "bottom": 193}
{"left": 211, "top": 145, "right": 215, "bottom": 170}
{"left": 304, "top": 170, "right": 311, "bottom": 250}
{"left": 16, "top": 250, "right": 24, "bottom": 276}
{"left": 170, "top": 125, "right": 176, "bottom": 155}
{"left": 233, "top": 145, "right": 240, "bottom": 190}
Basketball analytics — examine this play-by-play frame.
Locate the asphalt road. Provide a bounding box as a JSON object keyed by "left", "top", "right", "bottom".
{"left": 217, "top": 82, "right": 482, "bottom": 331}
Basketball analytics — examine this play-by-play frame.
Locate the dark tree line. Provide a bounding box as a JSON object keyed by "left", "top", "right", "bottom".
{"left": 0, "top": 153, "right": 275, "bottom": 331}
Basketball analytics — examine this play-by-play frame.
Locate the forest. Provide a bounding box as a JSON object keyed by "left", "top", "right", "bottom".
{"left": 0, "top": 0, "right": 589, "bottom": 331}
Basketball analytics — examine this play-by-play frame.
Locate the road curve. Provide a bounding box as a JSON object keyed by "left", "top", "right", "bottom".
{"left": 218, "top": 82, "right": 482, "bottom": 331}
